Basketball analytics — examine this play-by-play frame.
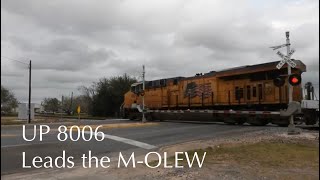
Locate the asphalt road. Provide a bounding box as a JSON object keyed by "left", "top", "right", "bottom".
{"left": 1, "top": 119, "right": 284, "bottom": 175}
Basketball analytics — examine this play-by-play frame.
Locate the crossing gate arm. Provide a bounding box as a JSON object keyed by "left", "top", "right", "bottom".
{"left": 280, "top": 101, "right": 301, "bottom": 117}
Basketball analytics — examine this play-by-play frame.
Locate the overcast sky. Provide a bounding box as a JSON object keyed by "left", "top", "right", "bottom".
{"left": 1, "top": 0, "right": 319, "bottom": 103}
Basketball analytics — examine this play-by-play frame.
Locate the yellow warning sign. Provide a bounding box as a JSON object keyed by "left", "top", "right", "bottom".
{"left": 77, "top": 106, "right": 81, "bottom": 114}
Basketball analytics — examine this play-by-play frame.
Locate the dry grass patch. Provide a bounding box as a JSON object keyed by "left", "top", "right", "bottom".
{"left": 151, "top": 140, "right": 319, "bottom": 171}
{"left": 1, "top": 116, "right": 74, "bottom": 125}
{"left": 67, "top": 122, "right": 159, "bottom": 130}
{"left": 207, "top": 141, "right": 319, "bottom": 169}
{"left": 1, "top": 116, "right": 25, "bottom": 125}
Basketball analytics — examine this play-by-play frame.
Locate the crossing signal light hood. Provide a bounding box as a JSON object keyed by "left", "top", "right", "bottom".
{"left": 273, "top": 77, "right": 285, "bottom": 87}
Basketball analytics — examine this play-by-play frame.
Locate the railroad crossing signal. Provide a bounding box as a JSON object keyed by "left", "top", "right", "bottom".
{"left": 275, "top": 49, "right": 296, "bottom": 69}
{"left": 271, "top": 31, "right": 300, "bottom": 135}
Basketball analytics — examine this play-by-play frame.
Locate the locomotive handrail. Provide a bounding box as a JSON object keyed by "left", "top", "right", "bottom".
{"left": 146, "top": 109, "right": 280, "bottom": 115}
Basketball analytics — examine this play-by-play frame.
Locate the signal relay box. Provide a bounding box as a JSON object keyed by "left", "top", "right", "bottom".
{"left": 301, "top": 100, "right": 319, "bottom": 110}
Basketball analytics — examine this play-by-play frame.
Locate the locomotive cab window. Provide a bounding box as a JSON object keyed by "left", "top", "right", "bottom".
{"left": 173, "top": 79, "right": 178, "bottom": 85}
{"left": 154, "top": 80, "right": 160, "bottom": 87}
{"left": 130, "top": 82, "right": 142, "bottom": 94}
{"left": 160, "top": 79, "right": 166, "bottom": 86}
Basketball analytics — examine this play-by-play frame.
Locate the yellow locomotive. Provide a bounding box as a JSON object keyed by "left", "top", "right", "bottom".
{"left": 121, "top": 60, "right": 312, "bottom": 126}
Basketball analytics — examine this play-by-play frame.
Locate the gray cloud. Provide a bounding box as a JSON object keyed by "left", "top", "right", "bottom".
{"left": 6, "top": 36, "right": 116, "bottom": 71}
{"left": 1, "top": 0, "right": 319, "bottom": 103}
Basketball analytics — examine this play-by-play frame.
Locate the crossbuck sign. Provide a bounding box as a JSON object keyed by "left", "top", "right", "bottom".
{"left": 275, "top": 49, "right": 296, "bottom": 69}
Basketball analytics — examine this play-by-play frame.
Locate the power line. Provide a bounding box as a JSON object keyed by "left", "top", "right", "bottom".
{"left": 1, "top": 56, "right": 29, "bottom": 65}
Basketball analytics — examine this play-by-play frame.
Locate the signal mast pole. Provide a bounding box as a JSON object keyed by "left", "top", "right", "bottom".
{"left": 142, "top": 65, "right": 146, "bottom": 123}
{"left": 286, "top": 32, "right": 292, "bottom": 104}
{"left": 28, "top": 60, "right": 32, "bottom": 123}
{"left": 271, "top": 32, "right": 300, "bottom": 134}
{"left": 286, "top": 32, "right": 297, "bottom": 134}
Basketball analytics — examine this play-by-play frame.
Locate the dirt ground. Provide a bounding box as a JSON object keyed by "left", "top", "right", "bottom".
{"left": 2, "top": 129, "right": 319, "bottom": 180}
{"left": 110, "top": 129, "right": 319, "bottom": 180}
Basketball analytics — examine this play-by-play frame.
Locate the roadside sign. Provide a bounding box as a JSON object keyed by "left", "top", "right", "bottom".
{"left": 77, "top": 106, "right": 81, "bottom": 114}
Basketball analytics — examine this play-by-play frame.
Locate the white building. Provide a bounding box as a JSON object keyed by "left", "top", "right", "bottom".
{"left": 18, "top": 103, "right": 42, "bottom": 120}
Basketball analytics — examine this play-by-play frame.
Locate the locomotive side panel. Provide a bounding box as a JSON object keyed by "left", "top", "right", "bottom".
{"left": 144, "top": 88, "right": 162, "bottom": 109}
{"left": 215, "top": 79, "right": 232, "bottom": 105}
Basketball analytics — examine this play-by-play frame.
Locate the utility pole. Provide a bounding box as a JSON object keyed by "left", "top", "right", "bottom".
{"left": 70, "top": 92, "right": 73, "bottom": 115}
{"left": 28, "top": 60, "right": 32, "bottom": 123}
{"left": 142, "top": 65, "right": 146, "bottom": 123}
{"left": 61, "top": 95, "right": 64, "bottom": 120}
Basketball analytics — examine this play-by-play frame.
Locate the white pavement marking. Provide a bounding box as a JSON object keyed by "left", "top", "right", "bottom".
{"left": 1, "top": 142, "right": 57, "bottom": 148}
{"left": 84, "top": 131, "right": 157, "bottom": 150}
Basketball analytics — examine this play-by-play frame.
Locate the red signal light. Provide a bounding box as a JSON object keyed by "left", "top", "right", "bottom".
{"left": 291, "top": 77, "right": 298, "bottom": 84}
{"left": 288, "top": 74, "right": 301, "bottom": 86}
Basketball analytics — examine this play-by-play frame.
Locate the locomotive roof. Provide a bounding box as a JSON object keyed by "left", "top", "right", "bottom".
{"left": 215, "top": 59, "right": 306, "bottom": 77}
{"left": 141, "top": 59, "right": 306, "bottom": 83}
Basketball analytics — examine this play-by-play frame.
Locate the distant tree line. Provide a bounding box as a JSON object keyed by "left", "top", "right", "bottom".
{"left": 1, "top": 85, "right": 18, "bottom": 114}
{"left": 42, "top": 95, "right": 91, "bottom": 114}
{"left": 42, "top": 74, "right": 136, "bottom": 117}
{"left": 80, "top": 74, "right": 137, "bottom": 116}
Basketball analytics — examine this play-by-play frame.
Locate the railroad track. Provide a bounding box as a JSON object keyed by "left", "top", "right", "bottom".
{"left": 297, "top": 125, "right": 319, "bottom": 131}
